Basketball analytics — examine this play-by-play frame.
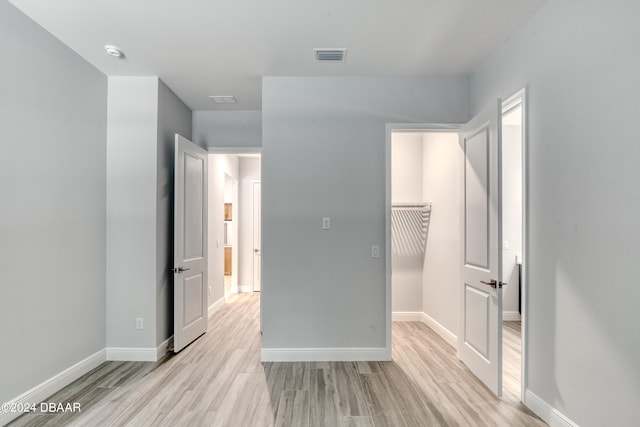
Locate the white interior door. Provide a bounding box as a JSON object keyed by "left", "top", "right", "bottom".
{"left": 252, "top": 181, "right": 261, "bottom": 291}
{"left": 458, "top": 99, "right": 503, "bottom": 396}
{"left": 174, "top": 134, "right": 208, "bottom": 353}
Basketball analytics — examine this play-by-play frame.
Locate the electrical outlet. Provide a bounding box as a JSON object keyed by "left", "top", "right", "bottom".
{"left": 371, "top": 245, "right": 380, "bottom": 258}
{"left": 136, "top": 317, "right": 144, "bottom": 330}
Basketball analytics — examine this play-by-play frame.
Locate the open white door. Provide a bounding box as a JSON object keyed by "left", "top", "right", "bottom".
{"left": 173, "top": 134, "right": 208, "bottom": 353}
{"left": 458, "top": 100, "right": 503, "bottom": 396}
{"left": 252, "top": 181, "right": 261, "bottom": 291}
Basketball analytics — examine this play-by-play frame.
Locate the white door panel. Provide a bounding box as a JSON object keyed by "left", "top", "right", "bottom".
{"left": 174, "top": 134, "right": 208, "bottom": 353}
{"left": 464, "top": 128, "right": 490, "bottom": 269}
{"left": 464, "top": 285, "right": 490, "bottom": 359}
{"left": 458, "top": 100, "right": 503, "bottom": 396}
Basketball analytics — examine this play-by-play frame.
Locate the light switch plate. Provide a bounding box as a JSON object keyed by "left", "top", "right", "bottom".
{"left": 322, "top": 217, "right": 331, "bottom": 230}
{"left": 371, "top": 245, "right": 380, "bottom": 258}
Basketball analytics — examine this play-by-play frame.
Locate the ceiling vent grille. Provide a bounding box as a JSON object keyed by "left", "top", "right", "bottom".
{"left": 314, "top": 48, "right": 347, "bottom": 62}
{"left": 209, "top": 95, "right": 238, "bottom": 104}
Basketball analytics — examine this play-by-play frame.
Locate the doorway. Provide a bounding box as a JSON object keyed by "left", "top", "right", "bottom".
{"left": 207, "top": 152, "right": 262, "bottom": 316}
{"left": 390, "top": 131, "right": 460, "bottom": 346}
{"left": 386, "top": 88, "right": 527, "bottom": 401}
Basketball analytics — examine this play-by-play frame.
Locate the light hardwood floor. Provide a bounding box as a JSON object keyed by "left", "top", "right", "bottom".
{"left": 8, "top": 294, "right": 544, "bottom": 426}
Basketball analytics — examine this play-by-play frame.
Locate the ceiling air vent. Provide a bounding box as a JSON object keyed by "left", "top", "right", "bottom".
{"left": 314, "top": 48, "right": 347, "bottom": 63}
{"left": 209, "top": 95, "right": 238, "bottom": 104}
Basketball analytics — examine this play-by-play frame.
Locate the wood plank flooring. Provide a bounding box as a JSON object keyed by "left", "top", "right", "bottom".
{"left": 8, "top": 294, "right": 544, "bottom": 426}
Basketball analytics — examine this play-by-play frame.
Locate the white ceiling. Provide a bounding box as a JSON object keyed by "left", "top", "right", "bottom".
{"left": 9, "top": 0, "right": 544, "bottom": 111}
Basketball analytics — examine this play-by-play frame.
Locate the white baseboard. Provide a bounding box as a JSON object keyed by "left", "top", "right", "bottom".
{"left": 208, "top": 296, "right": 226, "bottom": 317}
{"left": 0, "top": 349, "right": 106, "bottom": 426}
{"left": 503, "top": 311, "right": 522, "bottom": 321}
{"left": 261, "top": 347, "right": 390, "bottom": 362}
{"left": 525, "top": 389, "right": 578, "bottom": 427}
{"left": 157, "top": 336, "right": 173, "bottom": 359}
{"left": 421, "top": 312, "right": 458, "bottom": 349}
{"left": 231, "top": 285, "right": 252, "bottom": 293}
{"left": 392, "top": 311, "right": 423, "bottom": 321}
{"left": 106, "top": 346, "right": 158, "bottom": 362}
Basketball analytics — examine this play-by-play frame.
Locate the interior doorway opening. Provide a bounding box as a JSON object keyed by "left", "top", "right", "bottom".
{"left": 388, "top": 88, "right": 527, "bottom": 401}
{"left": 207, "top": 152, "right": 262, "bottom": 316}
{"left": 501, "top": 90, "right": 526, "bottom": 402}
{"left": 390, "top": 131, "right": 459, "bottom": 349}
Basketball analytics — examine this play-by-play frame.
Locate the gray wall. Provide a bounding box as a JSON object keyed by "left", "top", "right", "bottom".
{"left": 106, "top": 77, "right": 159, "bottom": 349}
{"left": 471, "top": 0, "right": 640, "bottom": 424}
{"left": 193, "top": 111, "right": 262, "bottom": 148}
{"left": 0, "top": 0, "right": 107, "bottom": 403}
{"left": 156, "top": 80, "right": 192, "bottom": 345}
{"left": 261, "top": 76, "right": 468, "bottom": 349}
{"left": 107, "top": 76, "right": 192, "bottom": 350}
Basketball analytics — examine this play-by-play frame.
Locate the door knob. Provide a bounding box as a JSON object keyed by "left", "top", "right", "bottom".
{"left": 170, "top": 266, "right": 191, "bottom": 274}
{"left": 480, "top": 279, "right": 506, "bottom": 289}
{"left": 480, "top": 279, "right": 497, "bottom": 288}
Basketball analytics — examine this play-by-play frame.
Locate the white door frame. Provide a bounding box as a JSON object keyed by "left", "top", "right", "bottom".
{"left": 384, "top": 87, "right": 528, "bottom": 401}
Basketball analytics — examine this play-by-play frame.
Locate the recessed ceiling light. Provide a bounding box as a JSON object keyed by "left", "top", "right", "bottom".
{"left": 314, "top": 48, "right": 347, "bottom": 62}
{"left": 105, "top": 45, "right": 124, "bottom": 58}
{"left": 209, "top": 95, "right": 238, "bottom": 104}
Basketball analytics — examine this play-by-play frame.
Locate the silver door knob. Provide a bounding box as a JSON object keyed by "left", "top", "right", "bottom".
{"left": 480, "top": 279, "right": 506, "bottom": 288}
{"left": 480, "top": 279, "right": 497, "bottom": 288}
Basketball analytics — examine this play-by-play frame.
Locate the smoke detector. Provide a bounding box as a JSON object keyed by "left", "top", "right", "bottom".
{"left": 104, "top": 45, "right": 124, "bottom": 58}
{"left": 313, "top": 48, "right": 347, "bottom": 62}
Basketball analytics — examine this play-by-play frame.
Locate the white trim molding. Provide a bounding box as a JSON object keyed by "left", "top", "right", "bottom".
{"left": 231, "top": 285, "right": 252, "bottom": 294}
{"left": 156, "top": 336, "right": 173, "bottom": 360}
{"left": 421, "top": 313, "right": 458, "bottom": 349}
{"left": 207, "top": 147, "right": 262, "bottom": 154}
{"left": 503, "top": 311, "right": 522, "bottom": 321}
{"left": 0, "top": 349, "right": 106, "bottom": 426}
{"left": 106, "top": 347, "right": 158, "bottom": 362}
{"left": 525, "top": 389, "right": 579, "bottom": 427}
{"left": 261, "top": 347, "right": 390, "bottom": 362}
{"left": 208, "top": 296, "right": 226, "bottom": 317}
{"left": 392, "top": 311, "right": 423, "bottom": 321}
